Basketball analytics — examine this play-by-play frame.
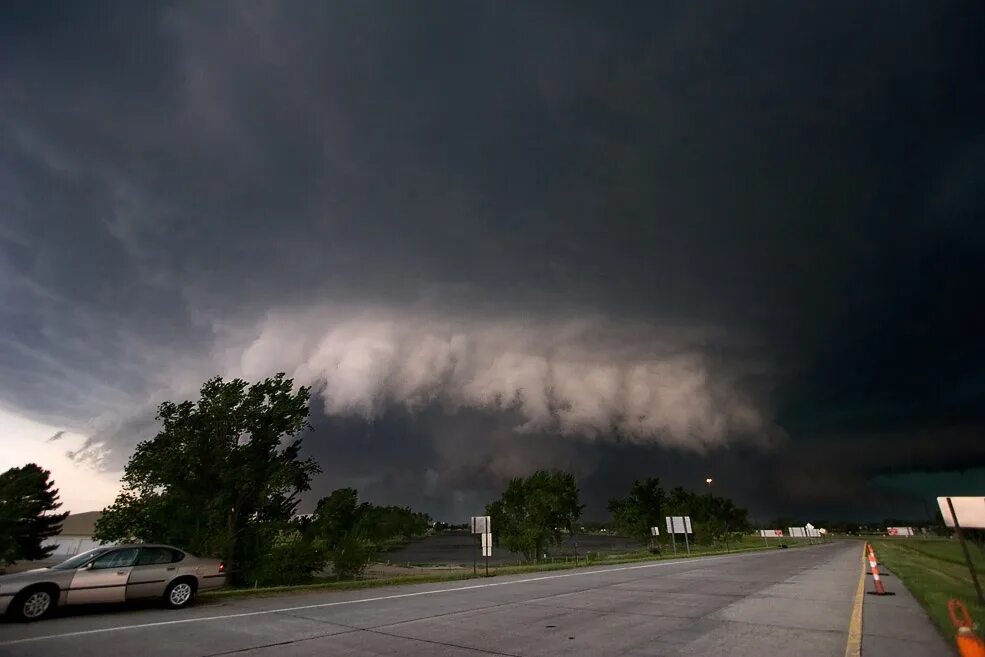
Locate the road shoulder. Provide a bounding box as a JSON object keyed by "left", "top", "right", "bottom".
{"left": 861, "top": 559, "right": 953, "bottom": 657}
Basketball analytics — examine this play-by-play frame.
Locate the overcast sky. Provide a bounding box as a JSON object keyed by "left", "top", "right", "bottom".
{"left": 1, "top": 1, "right": 983, "bottom": 522}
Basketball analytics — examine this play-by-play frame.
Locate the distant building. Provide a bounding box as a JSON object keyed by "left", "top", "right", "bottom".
{"left": 47, "top": 511, "right": 103, "bottom": 560}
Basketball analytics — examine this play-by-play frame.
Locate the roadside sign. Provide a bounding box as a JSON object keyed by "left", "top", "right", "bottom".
{"left": 759, "top": 529, "right": 784, "bottom": 537}
{"left": 471, "top": 516, "right": 491, "bottom": 534}
{"left": 665, "top": 516, "right": 692, "bottom": 534}
{"left": 481, "top": 532, "right": 492, "bottom": 557}
{"left": 650, "top": 526, "right": 660, "bottom": 536}
{"left": 937, "top": 497, "right": 985, "bottom": 529}
{"left": 665, "top": 516, "right": 692, "bottom": 555}
{"left": 887, "top": 527, "right": 914, "bottom": 537}
{"left": 939, "top": 496, "right": 985, "bottom": 605}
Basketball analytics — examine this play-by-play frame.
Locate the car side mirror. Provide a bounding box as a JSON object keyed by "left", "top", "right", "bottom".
{"left": 82, "top": 562, "right": 94, "bottom": 570}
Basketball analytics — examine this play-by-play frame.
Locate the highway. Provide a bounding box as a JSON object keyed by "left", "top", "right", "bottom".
{"left": 0, "top": 542, "right": 944, "bottom": 657}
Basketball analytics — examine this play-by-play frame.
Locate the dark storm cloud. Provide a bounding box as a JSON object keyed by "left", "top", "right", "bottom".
{"left": 1, "top": 1, "right": 983, "bottom": 519}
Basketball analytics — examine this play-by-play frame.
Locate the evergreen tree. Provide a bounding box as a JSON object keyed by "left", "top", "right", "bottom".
{"left": 0, "top": 463, "right": 68, "bottom": 565}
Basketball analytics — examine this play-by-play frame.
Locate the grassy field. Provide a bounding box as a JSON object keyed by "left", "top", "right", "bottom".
{"left": 870, "top": 537, "right": 985, "bottom": 641}
{"left": 202, "top": 533, "right": 812, "bottom": 600}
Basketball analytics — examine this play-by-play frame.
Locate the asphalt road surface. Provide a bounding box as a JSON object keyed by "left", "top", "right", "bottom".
{"left": 0, "top": 542, "right": 942, "bottom": 657}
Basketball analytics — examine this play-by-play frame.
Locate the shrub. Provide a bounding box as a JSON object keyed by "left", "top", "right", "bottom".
{"left": 245, "top": 533, "right": 327, "bottom": 586}
{"left": 331, "top": 533, "right": 376, "bottom": 580}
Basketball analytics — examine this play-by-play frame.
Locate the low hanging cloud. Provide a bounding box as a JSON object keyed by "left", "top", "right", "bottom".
{"left": 220, "top": 307, "right": 776, "bottom": 452}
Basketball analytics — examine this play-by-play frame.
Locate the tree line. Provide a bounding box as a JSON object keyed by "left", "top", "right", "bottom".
{"left": 1, "top": 374, "right": 756, "bottom": 583}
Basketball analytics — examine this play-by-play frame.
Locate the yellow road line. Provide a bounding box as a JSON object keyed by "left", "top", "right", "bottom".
{"left": 845, "top": 542, "right": 867, "bottom": 657}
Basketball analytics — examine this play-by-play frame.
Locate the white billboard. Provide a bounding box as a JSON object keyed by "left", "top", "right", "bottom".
{"left": 471, "top": 516, "right": 491, "bottom": 534}
{"left": 887, "top": 527, "right": 914, "bottom": 537}
{"left": 759, "top": 529, "right": 784, "bottom": 537}
{"left": 937, "top": 497, "right": 985, "bottom": 529}
{"left": 665, "top": 516, "right": 692, "bottom": 534}
{"left": 788, "top": 527, "right": 806, "bottom": 537}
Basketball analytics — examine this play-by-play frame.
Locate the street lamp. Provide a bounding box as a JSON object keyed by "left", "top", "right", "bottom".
{"left": 704, "top": 476, "right": 730, "bottom": 552}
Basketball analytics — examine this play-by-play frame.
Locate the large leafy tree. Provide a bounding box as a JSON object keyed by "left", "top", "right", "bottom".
{"left": 94, "top": 374, "right": 320, "bottom": 583}
{"left": 0, "top": 463, "right": 68, "bottom": 565}
{"left": 486, "top": 470, "right": 584, "bottom": 563}
{"left": 608, "top": 477, "right": 666, "bottom": 545}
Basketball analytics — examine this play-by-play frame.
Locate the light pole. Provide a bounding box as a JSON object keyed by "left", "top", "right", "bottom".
{"left": 705, "top": 476, "right": 729, "bottom": 553}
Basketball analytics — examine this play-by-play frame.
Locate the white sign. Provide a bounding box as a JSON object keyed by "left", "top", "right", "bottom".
{"left": 665, "top": 516, "right": 692, "bottom": 534}
{"left": 887, "top": 527, "right": 914, "bottom": 537}
{"left": 481, "top": 532, "right": 492, "bottom": 557}
{"left": 471, "top": 516, "right": 491, "bottom": 534}
{"left": 806, "top": 527, "right": 821, "bottom": 537}
{"left": 650, "top": 526, "right": 660, "bottom": 536}
{"left": 937, "top": 497, "right": 985, "bottom": 529}
{"left": 759, "top": 529, "right": 784, "bottom": 537}
{"left": 788, "top": 526, "right": 806, "bottom": 538}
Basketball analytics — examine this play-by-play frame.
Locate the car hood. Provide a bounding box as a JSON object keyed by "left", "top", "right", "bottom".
{"left": 0, "top": 568, "right": 54, "bottom": 584}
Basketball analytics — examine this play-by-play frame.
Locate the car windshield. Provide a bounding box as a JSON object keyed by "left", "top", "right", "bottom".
{"left": 50, "top": 547, "right": 112, "bottom": 570}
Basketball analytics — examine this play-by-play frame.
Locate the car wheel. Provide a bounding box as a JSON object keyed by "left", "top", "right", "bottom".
{"left": 164, "top": 579, "right": 196, "bottom": 609}
{"left": 12, "top": 587, "right": 56, "bottom": 622}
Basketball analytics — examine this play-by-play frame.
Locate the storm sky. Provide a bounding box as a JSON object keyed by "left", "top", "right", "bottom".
{"left": 1, "top": 1, "right": 984, "bottom": 521}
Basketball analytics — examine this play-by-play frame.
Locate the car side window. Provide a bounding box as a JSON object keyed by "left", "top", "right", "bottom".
{"left": 90, "top": 548, "right": 140, "bottom": 569}
{"left": 137, "top": 547, "right": 173, "bottom": 566}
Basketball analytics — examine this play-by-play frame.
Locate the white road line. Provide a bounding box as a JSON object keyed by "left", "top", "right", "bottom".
{"left": 0, "top": 548, "right": 791, "bottom": 646}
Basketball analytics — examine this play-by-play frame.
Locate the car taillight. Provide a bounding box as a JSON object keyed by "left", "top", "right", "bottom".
{"left": 218, "top": 562, "right": 225, "bottom": 574}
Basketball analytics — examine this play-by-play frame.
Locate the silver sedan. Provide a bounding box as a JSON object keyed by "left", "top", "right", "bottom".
{"left": 0, "top": 544, "right": 227, "bottom": 621}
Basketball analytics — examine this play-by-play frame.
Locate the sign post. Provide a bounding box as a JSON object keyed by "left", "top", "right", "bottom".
{"left": 759, "top": 529, "right": 783, "bottom": 547}
{"left": 481, "top": 532, "right": 492, "bottom": 576}
{"left": 471, "top": 516, "right": 491, "bottom": 578}
{"left": 665, "top": 516, "right": 692, "bottom": 555}
{"left": 940, "top": 497, "right": 985, "bottom": 605}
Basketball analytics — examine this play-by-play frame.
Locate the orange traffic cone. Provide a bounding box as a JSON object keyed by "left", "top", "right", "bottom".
{"left": 949, "top": 599, "right": 985, "bottom": 657}
{"left": 865, "top": 543, "right": 892, "bottom": 596}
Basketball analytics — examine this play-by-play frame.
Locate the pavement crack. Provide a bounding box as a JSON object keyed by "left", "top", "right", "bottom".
{"left": 199, "top": 627, "right": 363, "bottom": 657}
{"left": 358, "top": 627, "right": 524, "bottom": 657}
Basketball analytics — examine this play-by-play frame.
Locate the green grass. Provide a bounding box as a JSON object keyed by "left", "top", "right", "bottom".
{"left": 201, "top": 534, "right": 813, "bottom": 600}
{"left": 870, "top": 538, "right": 985, "bottom": 642}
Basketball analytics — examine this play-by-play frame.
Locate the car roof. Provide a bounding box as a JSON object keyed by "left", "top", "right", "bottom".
{"left": 105, "top": 543, "right": 186, "bottom": 551}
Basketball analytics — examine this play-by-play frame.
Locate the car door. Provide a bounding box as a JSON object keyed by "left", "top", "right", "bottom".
{"left": 67, "top": 547, "right": 140, "bottom": 605}
{"left": 127, "top": 547, "right": 184, "bottom": 600}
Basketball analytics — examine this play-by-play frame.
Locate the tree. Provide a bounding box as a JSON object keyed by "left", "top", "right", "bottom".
{"left": 0, "top": 464, "right": 68, "bottom": 565}
{"left": 94, "top": 374, "right": 320, "bottom": 584}
{"left": 486, "top": 470, "right": 584, "bottom": 563}
{"left": 305, "top": 488, "right": 431, "bottom": 579}
{"left": 608, "top": 478, "right": 666, "bottom": 545}
{"left": 309, "top": 488, "right": 361, "bottom": 548}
